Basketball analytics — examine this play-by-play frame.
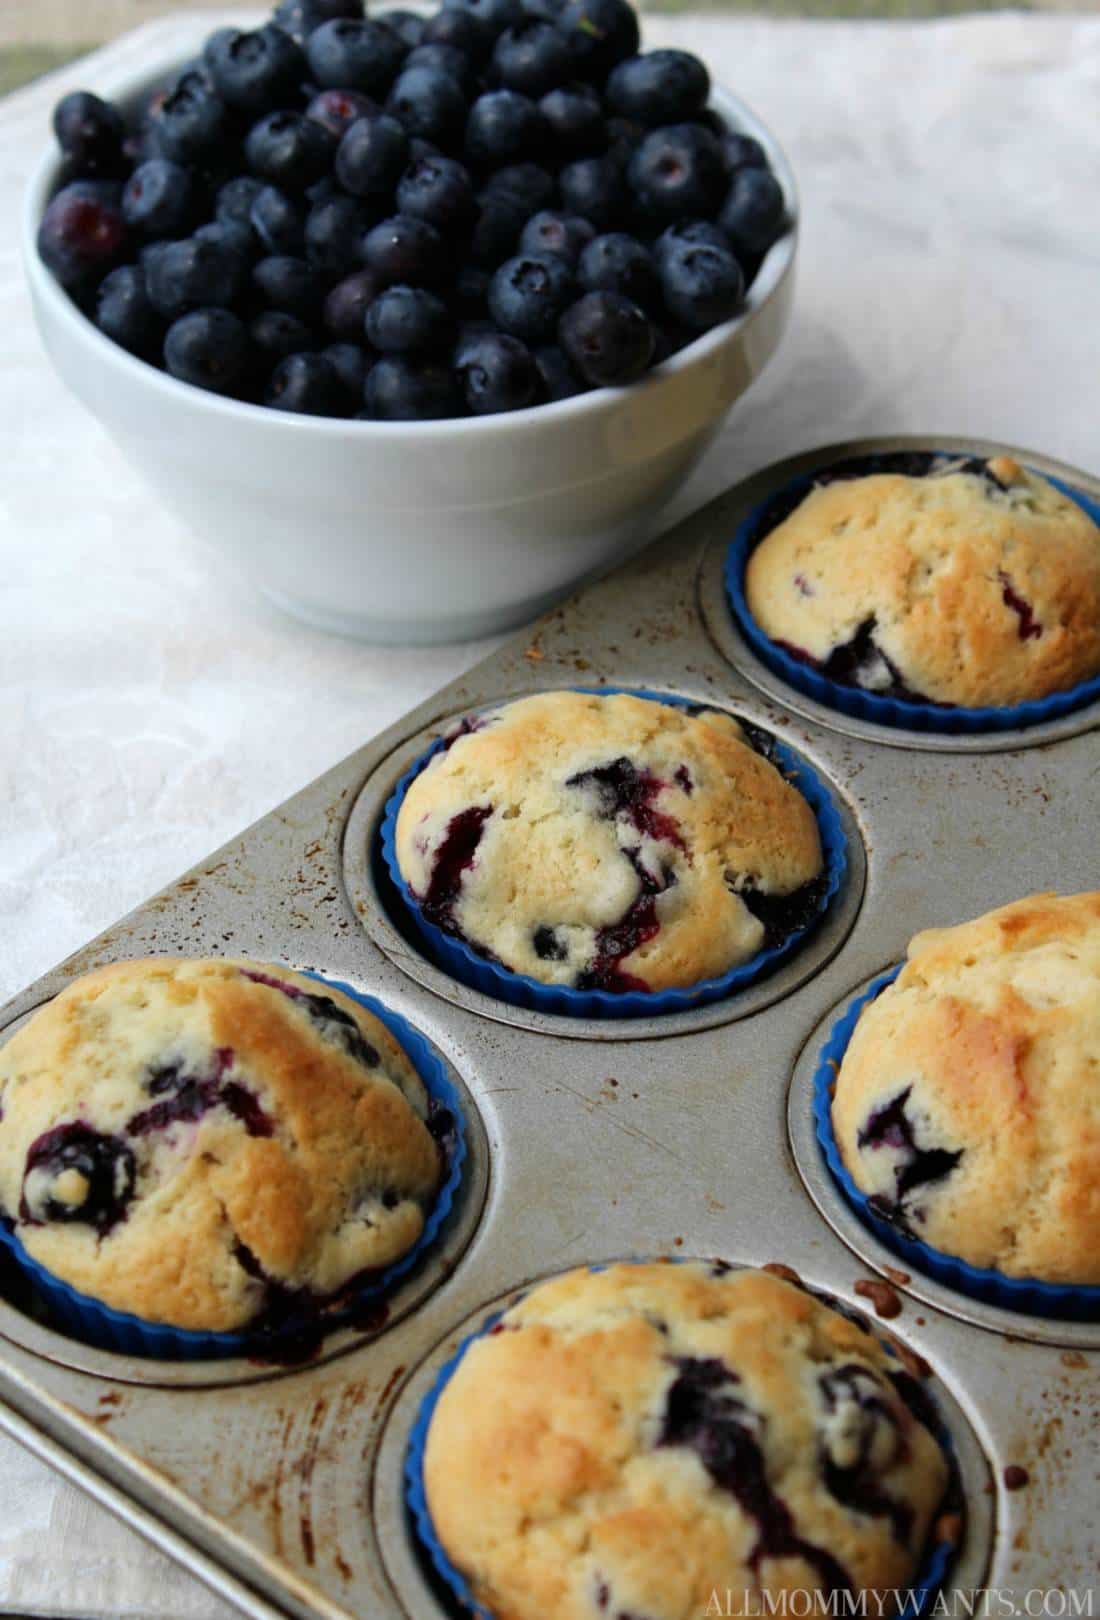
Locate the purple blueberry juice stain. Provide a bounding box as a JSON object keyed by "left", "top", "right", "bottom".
{"left": 129, "top": 1049, "right": 274, "bottom": 1139}
{"left": 674, "top": 764, "right": 694, "bottom": 795}
{"left": 241, "top": 970, "right": 381, "bottom": 1068}
{"left": 658, "top": 1356, "right": 853, "bottom": 1591}
{"left": 567, "top": 756, "right": 687, "bottom": 853}
{"left": 533, "top": 924, "right": 569, "bottom": 961}
{"left": 817, "top": 1364, "right": 912, "bottom": 1542}
{"left": 565, "top": 758, "right": 686, "bottom": 991}
{"left": 19, "top": 1123, "right": 136, "bottom": 1234}
{"left": 997, "top": 572, "right": 1043, "bottom": 640}
{"left": 418, "top": 804, "right": 494, "bottom": 931}
{"left": 857, "top": 1087, "right": 963, "bottom": 1232}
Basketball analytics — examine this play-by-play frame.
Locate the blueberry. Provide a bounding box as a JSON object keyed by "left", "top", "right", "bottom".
{"left": 386, "top": 66, "right": 469, "bottom": 146}
{"left": 404, "top": 42, "right": 478, "bottom": 95}
{"left": 606, "top": 50, "right": 709, "bottom": 126}
{"left": 307, "top": 18, "right": 406, "bottom": 95}
{"left": 216, "top": 174, "right": 265, "bottom": 228}
{"left": 556, "top": 0, "right": 639, "bottom": 80}
{"left": 305, "top": 194, "right": 370, "bottom": 273}
{"left": 396, "top": 154, "right": 476, "bottom": 233}
{"left": 538, "top": 84, "right": 605, "bottom": 158}
{"left": 52, "top": 91, "right": 126, "bottom": 177}
{"left": 121, "top": 158, "right": 195, "bottom": 238}
{"left": 407, "top": 135, "right": 443, "bottom": 163}
{"left": 719, "top": 168, "right": 786, "bottom": 257}
{"left": 650, "top": 319, "right": 692, "bottom": 364}
{"left": 722, "top": 130, "right": 768, "bottom": 174}
{"left": 323, "top": 340, "right": 372, "bottom": 399}
{"left": 246, "top": 112, "right": 336, "bottom": 191}
{"left": 144, "top": 235, "right": 247, "bottom": 318}
{"left": 305, "top": 89, "right": 378, "bottom": 143}
{"left": 483, "top": 161, "right": 555, "bottom": 213}
{"left": 204, "top": 24, "right": 305, "bottom": 114}
{"left": 38, "top": 180, "right": 129, "bottom": 291}
{"left": 519, "top": 209, "right": 594, "bottom": 266}
{"left": 266, "top": 351, "right": 348, "bottom": 414}
{"left": 273, "top": 0, "right": 364, "bottom": 42}
{"left": 469, "top": 195, "right": 524, "bottom": 265}
{"left": 148, "top": 71, "right": 229, "bottom": 163}
{"left": 195, "top": 218, "right": 256, "bottom": 261}
{"left": 252, "top": 255, "right": 322, "bottom": 319}
{"left": 522, "top": 0, "right": 567, "bottom": 18}
{"left": 250, "top": 308, "right": 316, "bottom": 366}
{"left": 466, "top": 90, "right": 547, "bottom": 169}
{"left": 165, "top": 307, "right": 250, "bottom": 393}
{"left": 421, "top": 7, "right": 493, "bottom": 64}
{"left": 454, "top": 265, "right": 491, "bottom": 315}
{"left": 534, "top": 342, "right": 586, "bottom": 399}
{"left": 362, "top": 214, "right": 445, "bottom": 285}
{"left": 95, "top": 265, "right": 162, "bottom": 357}
{"left": 250, "top": 184, "right": 306, "bottom": 254}
{"left": 578, "top": 231, "right": 659, "bottom": 311}
{"left": 628, "top": 122, "right": 726, "bottom": 221}
{"left": 558, "top": 154, "right": 623, "bottom": 230}
{"left": 492, "top": 21, "right": 571, "bottom": 97}
{"left": 20, "top": 1123, "right": 136, "bottom": 1235}
{"left": 489, "top": 251, "right": 576, "bottom": 343}
{"left": 335, "top": 114, "right": 409, "bottom": 200}
{"left": 324, "top": 267, "right": 382, "bottom": 338}
{"left": 365, "top": 355, "right": 463, "bottom": 417}
{"left": 658, "top": 238, "right": 743, "bottom": 329}
{"left": 559, "top": 289, "right": 654, "bottom": 385}
{"left": 442, "top": 0, "right": 526, "bottom": 38}
{"left": 654, "top": 218, "right": 730, "bottom": 269}
{"left": 379, "top": 8, "right": 428, "bottom": 49}
{"left": 454, "top": 328, "right": 538, "bottom": 414}
{"left": 365, "top": 284, "right": 453, "bottom": 353}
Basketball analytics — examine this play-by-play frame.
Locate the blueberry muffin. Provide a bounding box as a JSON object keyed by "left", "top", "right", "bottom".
{"left": 0, "top": 958, "right": 446, "bottom": 1333}
{"left": 744, "top": 454, "right": 1100, "bottom": 708}
{"left": 422, "top": 1262, "right": 951, "bottom": 1617}
{"left": 394, "top": 692, "right": 825, "bottom": 992}
{"left": 832, "top": 892, "right": 1100, "bottom": 1284}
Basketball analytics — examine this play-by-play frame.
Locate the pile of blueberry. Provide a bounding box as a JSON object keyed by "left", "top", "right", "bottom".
{"left": 38, "top": 0, "right": 788, "bottom": 419}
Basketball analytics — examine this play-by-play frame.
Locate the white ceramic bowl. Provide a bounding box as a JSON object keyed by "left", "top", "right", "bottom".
{"left": 24, "top": 38, "right": 797, "bottom": 644}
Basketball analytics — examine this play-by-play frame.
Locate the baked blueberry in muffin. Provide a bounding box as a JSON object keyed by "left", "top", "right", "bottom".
{"left": 394, "top": 691, "right": 826, "bottom": 992}
{"left": 421, "top": 1262, "right": 951, "bottom": 1617}
{"left": 832, "top": 891, "right": 1100, "bottom": 1284}
{"left": 0, "top": 958, "right": 447, "bottom": 1333}
{"left": 744, "top": 453, "right": 1100, "bottom": 709}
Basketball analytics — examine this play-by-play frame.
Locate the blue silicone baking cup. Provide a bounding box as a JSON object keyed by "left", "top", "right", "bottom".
{"left": 814, "top": 969, "right": 1100, "bottom": 1320}
{"left": 724, "top": 458, "right": 1100, "bottom": 734}
{"left": 0, "top": 974, "right": 467, "bottom": 1360}
{"left": 404, "top": 1277, "right": 957, "bottom": 1619}
{"left": 380, "top": 687, "right": 847, "bottom": 1019}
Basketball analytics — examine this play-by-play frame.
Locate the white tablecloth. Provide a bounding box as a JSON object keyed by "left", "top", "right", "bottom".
{"left": 2, "top": 9, "right": 1099, "bottom": 1614}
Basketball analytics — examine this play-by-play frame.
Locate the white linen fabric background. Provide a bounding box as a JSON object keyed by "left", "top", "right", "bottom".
{"left": 1, "top": 9, "right": 1099, "bottom": 1614}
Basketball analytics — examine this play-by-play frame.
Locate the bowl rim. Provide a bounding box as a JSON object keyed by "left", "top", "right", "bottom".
{"left": 23, "top": 33, "right": 799, "bottom": 442}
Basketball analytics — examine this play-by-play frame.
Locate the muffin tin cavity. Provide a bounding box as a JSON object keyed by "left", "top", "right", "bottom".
{"left": 699, "top": 437, "right": 1100, "bottom": 753}
{"left": 344, "top": 690, "right": 865, "bottom": 1040}
{"left": 788, "top": 976, "right": 1100, "bottom": 1351}
{"left": 371, "top": 1267, "right": 994, "bottom": 1620}
{"left": 0, "top": 994, "right": 489, "bottom": 1387}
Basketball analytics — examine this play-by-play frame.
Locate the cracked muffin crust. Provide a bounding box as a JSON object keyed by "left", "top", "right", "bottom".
{"left": 0, "top": 957, "right": 445, "bottom": 1332}
{"left": 832, "top": 892, "right": 1100, "bottom": 1284}
{"left": 394, "top": 692, "right": 825, "bottom": 993}
{"left": 744, "top": 454, "right": 1100, "bottom": 709}
{"left": 422, "top": 1262, "right": 950, "bottom": 1618}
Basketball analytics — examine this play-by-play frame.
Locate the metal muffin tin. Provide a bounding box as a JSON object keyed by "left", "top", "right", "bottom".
{"left": 1, "top": 433, "right": 1097, "bottom": 1619}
